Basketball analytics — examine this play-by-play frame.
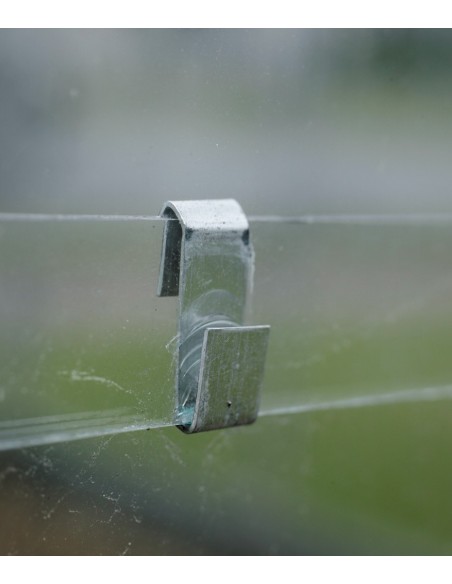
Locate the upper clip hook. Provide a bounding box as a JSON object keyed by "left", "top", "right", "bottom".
{"left": 157, "top": 199, "right": 270, "bottom": 433}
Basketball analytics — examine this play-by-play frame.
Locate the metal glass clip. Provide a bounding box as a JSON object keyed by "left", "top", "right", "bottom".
{"left": 157, "top": 199, "right": 270, "bottom": 433}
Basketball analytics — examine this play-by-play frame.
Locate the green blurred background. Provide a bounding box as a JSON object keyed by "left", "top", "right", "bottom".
{"left": 2, "top": 30, "right": 452, "bottom": 555}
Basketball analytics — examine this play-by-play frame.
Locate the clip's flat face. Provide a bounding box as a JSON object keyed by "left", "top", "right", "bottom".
{"left": 157, "top": 199, "right": 270, "bottom": 433}
{"left": 191, "top": 325, "right": 270, "bottom": 433}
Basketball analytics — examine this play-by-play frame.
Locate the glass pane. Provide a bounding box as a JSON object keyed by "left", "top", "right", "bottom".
{"left": 0, "top": 218, "right": 177, "bottom": 449}
{"left": 254, "top": 219, "right": 452, "bottom": 414}
{"left": 2, "top": 216, "right": 452, "bottom": 554}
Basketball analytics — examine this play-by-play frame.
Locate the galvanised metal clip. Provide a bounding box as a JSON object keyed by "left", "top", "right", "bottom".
{"left": 157, "top": 199, "right": 270, "bottom": 433}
